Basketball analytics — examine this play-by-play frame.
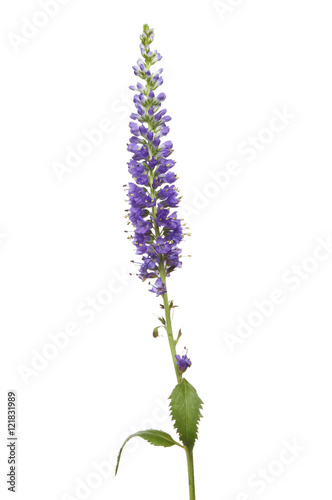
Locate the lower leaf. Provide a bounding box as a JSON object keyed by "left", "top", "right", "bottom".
{"left": 115, "top": 429, "right": 183, "bottom": 475}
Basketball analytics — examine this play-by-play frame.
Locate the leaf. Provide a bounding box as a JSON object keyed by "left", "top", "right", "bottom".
{"left": 169, "top": 378, "right": 203, "bottom": 449}
{"left": 115, "top": 430, "right": 183, "bottom": 475}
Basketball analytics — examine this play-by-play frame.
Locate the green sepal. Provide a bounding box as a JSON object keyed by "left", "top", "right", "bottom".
{"left": 115, "top": 429, "right": 183, "bottom": 475}
{"left": 169, "top": 378, "right": 203, "bottom": 449}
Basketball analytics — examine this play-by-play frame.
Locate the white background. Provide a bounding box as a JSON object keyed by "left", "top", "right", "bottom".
{"left": 1, "top": 1, "right": 332, "bottom": 499}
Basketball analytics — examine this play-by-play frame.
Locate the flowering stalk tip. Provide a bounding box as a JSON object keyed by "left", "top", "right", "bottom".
{"left": 127, "top": 25, "right": 185, "bottom": 297}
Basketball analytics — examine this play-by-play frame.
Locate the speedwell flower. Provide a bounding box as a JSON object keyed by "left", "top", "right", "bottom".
{"left": 126, "top": 24, "right": 187, "bottom": 295}
{"left": 175, "top": 352, "right": 192, "bottom": 373}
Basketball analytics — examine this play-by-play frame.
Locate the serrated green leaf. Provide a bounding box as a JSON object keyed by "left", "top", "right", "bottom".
{"left": 115, "top": 430, "right": 183, "bottom": 475}
{"left": 169, "top": 378, "right": 203, "bottom": 449}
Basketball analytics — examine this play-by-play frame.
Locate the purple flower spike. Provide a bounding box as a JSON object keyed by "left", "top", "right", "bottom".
{"left": 126, "top": 24, "right": 186, "bottom": 296}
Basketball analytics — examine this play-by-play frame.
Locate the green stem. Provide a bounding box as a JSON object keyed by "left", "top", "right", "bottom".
{"left": 185, "top": 447, "right": 196, "bottom": 500}
{"left": 159, "top": 264, "right": 181, "bottom": 383}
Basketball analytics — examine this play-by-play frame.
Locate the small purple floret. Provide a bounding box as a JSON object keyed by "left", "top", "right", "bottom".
{"left": 175, "top": 354, "right": 192, "bottom": 373}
